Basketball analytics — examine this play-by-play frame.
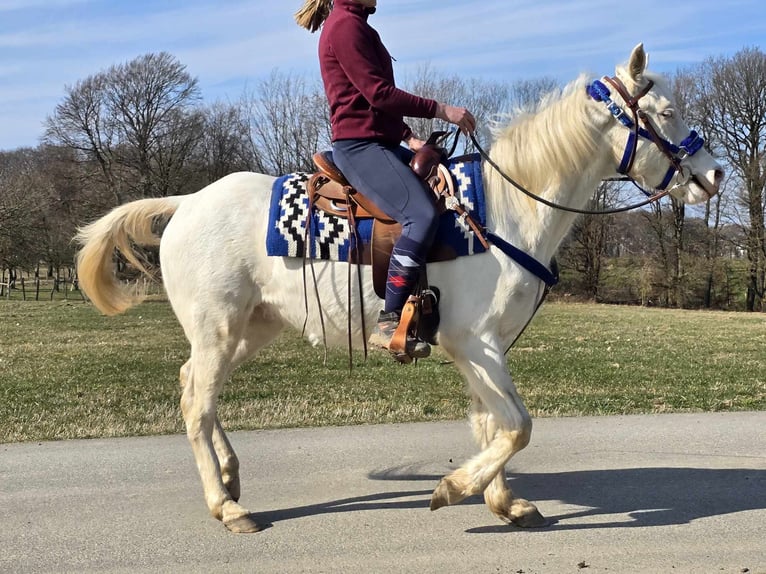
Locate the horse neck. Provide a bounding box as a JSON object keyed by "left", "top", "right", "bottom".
{"left": 483, "top": 81, "right": 612, "bottom": 263}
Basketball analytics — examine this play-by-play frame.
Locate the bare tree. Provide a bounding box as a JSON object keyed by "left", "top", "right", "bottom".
{"left": 196, "top": 101, "right": 254, "bottom": 183}
{"left": 672, "top": 69, "right": 732, "bottom": 308}
{"left": 402, "top": 64, "right": 532, "bottom": 152}
{"left": 507, "top": 77, "right": 560, "bottom": 112}
{"left": 0, "top": 147, "right": 82, "bottom": 281}
{"left": 562, "top": 181, "right": 619, "bottom": 299}
{"left": 45, "top": 52, "right": 203, "bottom": 202}
{"left": 694, "top": 48, "right": 766, "bottom": 311}
{"left": 43, "top": 74, "right": 121, "bottom": 202}
{"left": 642, "top": 201, "right": 676, "bottom": 306}
{"left": 0, "top": 150, "right": 44, "bottom": 272}
{"left": 241, "top": 71, "right": 329, "bottom": 175}
{"left": 107, "top": 53, "right": 203, "bottom": 197}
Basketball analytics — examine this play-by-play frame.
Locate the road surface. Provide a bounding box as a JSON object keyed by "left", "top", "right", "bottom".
{"left": 1, "top": 412, "right": 764, "bottom": 573}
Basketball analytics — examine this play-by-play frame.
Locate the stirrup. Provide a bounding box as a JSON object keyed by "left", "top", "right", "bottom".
{"left": 369, "top": 305, "right": 431, "bottom": 364}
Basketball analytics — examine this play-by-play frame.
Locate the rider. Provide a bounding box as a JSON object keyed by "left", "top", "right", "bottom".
{"left": 296, "top": 0, "right": 476, "bottom": 358}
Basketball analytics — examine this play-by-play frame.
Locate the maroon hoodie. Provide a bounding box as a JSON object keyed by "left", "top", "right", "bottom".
{"left": 319, "top": 0, "right": 438, "bottom": 145}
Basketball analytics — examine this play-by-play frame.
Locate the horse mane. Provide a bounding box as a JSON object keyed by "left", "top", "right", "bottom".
{"left": 483, "top": 67, "right": 668, "bottom": 229}
{"left": 483, "top": 74, "right": 601, "bottom": 223}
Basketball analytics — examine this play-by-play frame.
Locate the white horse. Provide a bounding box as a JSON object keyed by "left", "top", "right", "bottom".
{"left": 75, "top": 45, "right": 723, "bottom": 533}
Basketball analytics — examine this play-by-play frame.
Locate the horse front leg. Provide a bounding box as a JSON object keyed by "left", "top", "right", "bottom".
{"left": 431, "top": 336, "right": 547, "bottom": 527}
{"left": 467, "top": 397, "right": 546, "bottom": 527}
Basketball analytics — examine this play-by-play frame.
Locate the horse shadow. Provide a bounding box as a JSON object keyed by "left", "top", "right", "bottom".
{"left": 255, "top": 465, "right": 766, "bottom": 532}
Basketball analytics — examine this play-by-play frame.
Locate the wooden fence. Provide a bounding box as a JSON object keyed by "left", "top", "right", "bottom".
{"left": 0, "top": 269, "right": 84, "bottom": 301}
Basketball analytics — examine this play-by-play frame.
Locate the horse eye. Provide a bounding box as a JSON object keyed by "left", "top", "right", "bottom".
{"left": 660, "top": 109, "right": 674, "bottom": 119}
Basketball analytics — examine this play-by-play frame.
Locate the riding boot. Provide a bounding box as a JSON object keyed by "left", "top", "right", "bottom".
{"left": 368, "top": 310, "right": 431, "bottom": 359}
{"left": 370, "top": 235, "right": 432, "bottom": 359}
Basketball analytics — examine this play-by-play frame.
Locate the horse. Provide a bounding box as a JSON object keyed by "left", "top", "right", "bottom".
{"left": 74, "top": 44, "right": 723, "bottom": 533}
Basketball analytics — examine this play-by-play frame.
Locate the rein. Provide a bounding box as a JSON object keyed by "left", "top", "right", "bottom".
{"left": 470, "top": 133, "right": 671, "bottom": 216}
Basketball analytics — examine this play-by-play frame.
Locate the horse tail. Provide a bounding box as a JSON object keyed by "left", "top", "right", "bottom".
{"left": 75, "top": 196, "right": 184, "bottom": 316}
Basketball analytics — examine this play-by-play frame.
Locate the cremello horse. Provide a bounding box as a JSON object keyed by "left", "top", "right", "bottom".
{"left": 75, "top": 45, "right": 723, "bottom": 533}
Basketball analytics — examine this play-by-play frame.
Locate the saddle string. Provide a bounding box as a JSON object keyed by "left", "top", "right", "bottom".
{"left": 346, "top": 196, "right": 353, "bottom": 369}
{"left": 303, "top": 193, "right": 329, "bottom": 365}
{"left": 304, "top": 179, "right": 369, "bottom": 369}
{"left": 310, "top": 256, "right": 329, "bottom": 366}
{"left": 300, "top": 200, "right": 311, "bottom": 337}
{"left": 354, "top": 233, "right": 368, "bottom": 360}
{"left": 345, "top": 194, "right": 369, "bottom": 370}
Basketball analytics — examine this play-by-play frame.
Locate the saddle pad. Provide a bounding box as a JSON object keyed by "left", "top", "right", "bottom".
{"left": 266, "top": 154, "right": 487, "bottom": 261}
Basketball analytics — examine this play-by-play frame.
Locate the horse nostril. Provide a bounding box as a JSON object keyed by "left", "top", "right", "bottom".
{"left": 714, "top": 168, "right": 724, "bottom": 186}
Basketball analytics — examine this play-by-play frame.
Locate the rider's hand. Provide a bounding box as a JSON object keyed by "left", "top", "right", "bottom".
{"left": 406, "top": 136, "right": 426, "bottom": 152}
{"left": 435, "top": 103, "right": 476, "bottom": 135}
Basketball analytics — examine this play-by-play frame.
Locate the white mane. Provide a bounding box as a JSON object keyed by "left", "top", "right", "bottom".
{"left": 482, "top": 66, "right": 669, "bottom": 250}
{"left": 482, "top": 74, "right": 602, "bottom": 248}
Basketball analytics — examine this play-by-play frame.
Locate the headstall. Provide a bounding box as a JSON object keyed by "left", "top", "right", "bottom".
{"left": 586, "top": 76, "right": 705, "bottom": 191}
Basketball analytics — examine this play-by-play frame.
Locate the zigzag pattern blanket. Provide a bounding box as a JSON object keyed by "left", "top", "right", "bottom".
{"left": 266, "top": 154, "right": 486, "bottom": 261}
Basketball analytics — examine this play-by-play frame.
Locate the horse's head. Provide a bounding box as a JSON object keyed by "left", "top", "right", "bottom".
{"left": 588, "top": 43, "right": 724, "bottom": 204}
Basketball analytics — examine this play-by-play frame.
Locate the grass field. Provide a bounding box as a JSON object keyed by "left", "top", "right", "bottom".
{"left": 1, "top": 299, "right": 764, "bottom": 443}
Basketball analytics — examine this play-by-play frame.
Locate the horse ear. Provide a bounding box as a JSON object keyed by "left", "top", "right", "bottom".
{"left": 628, "top": 43, "right": 648, "bottom": 81}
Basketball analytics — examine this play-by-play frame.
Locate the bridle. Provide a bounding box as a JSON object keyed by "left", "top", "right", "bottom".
{"left": 589, "top": 75, "right": 705, "bottom": 191}
{"left": 460, "top": 75, "right": 709, "bottom": 356}
{"left": 470, "top": 74, "right": 707, "bottom": 216}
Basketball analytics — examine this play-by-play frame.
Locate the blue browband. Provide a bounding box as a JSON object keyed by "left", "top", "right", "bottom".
{"left": 586, "top": 79, "right": 704, "bottom": 191}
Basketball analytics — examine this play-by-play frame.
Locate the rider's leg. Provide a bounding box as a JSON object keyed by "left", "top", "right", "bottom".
{"left": 332, "top": 139, "right": 439, "bottom": 354}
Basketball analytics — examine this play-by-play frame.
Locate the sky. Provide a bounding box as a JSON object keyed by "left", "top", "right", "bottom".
{"left": 0, "top": 0, "right": 764, "bottom": 151}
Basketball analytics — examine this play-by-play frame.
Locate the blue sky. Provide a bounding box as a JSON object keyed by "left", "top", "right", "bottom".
{"left": 0, "top": 0, "right": 763, "bottom": 151}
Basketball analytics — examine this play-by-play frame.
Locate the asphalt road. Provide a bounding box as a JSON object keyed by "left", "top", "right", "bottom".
{"left": 1, "top": 412, "right": 764, "bottom": 574}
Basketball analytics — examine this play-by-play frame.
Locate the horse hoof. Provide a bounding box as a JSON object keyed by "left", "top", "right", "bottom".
{"left": 430, "top": 479, "right": 450, "bottom": 510}
{"left": 511, "top": 508, "right": 549, "bottom": 528}
{"left": 224, "top": 513, "right": 263, "bottom": 533}
{"left": 430, "top": 478, "right": 464, "bottom": 510}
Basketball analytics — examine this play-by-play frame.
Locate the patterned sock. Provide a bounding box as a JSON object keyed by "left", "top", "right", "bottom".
{"left": 384, "top": 235, "right": 426, "bottom": 314}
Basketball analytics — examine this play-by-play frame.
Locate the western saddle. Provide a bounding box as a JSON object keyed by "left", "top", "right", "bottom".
{"left": 306, "top": 133, "right": 486, "bottom": 363}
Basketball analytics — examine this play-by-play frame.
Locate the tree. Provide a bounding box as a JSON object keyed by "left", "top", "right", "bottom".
{"left": 694, "top": 48, "right": 766, "bottom": 311}
{"left": 562, "top": 181, "right": 619, "bottom": 299}
{"left": 45, "top": 52, "right": 203, "bottom": 203}
{"left": 240, "top": 71, "right": 330, "bottom": 175}
{"left": 401, "top": 66, "right": 556, "bottom": 152}
{"left": 0, "top": 147, "right": 83, "bottom": 282}
{"left": 0, "top": 149, "right": 46, "bottom": 274}
{"left": 196, "top": 101, "right": 254, "bottom": 183}
{"left": 673, "top": 68, "right": 732, "bottom": 308}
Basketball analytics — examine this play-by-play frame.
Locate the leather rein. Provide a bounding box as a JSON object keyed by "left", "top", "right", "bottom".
{"left": 470, "top": 74, "right": 707, "bottom": 216}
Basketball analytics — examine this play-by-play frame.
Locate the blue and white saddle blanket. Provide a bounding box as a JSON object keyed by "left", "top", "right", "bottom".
{"left": 266, "top": 154, "right": 487, "bottom": 261}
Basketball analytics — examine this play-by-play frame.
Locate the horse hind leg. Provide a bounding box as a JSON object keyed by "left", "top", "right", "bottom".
{"left": 430, "top": 337, "right": 547, "bottom": 527}
{"left": 216, "top": 309, "right": 284, "bottom": 504}
{"left": 180, "top": 306, "right": 283, "bottom": 530}
{"left": 180, "top": 333, "right": 264, "bottom": 533}
{"left": 182, "top": 360, "right": 242, "bottom": 502}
